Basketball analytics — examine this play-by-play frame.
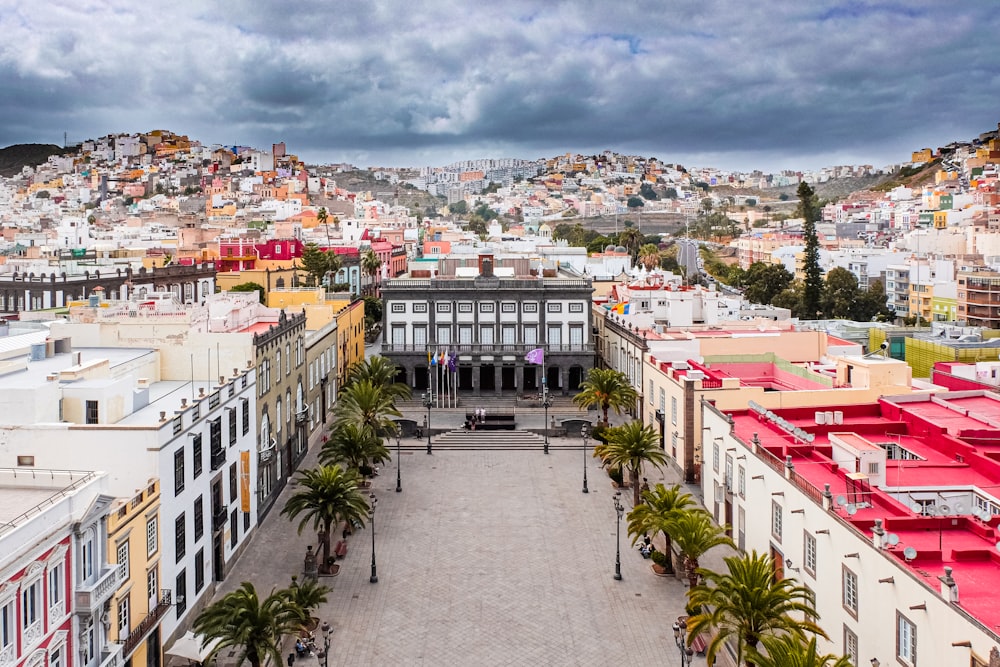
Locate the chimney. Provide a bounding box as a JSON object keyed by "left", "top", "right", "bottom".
{"left": 233, "top": 367, "right": 239, "bottom": 378}
{"left": 871, "top": 519, "right": 885, "bottom": 549}
{"left": 219, "top": 376, "right": 226, "bottom": 386}
{"left": 181, "top": 398, "right": 188, "bottom": 408}
{"left": 822, "top": 484, "right": 833, "bottom": 511}
{"left": 159, "top": 411, "right": 167, "bottom": 422}
{"left": 939, "top": 566, "right": 958, "bottom": 603}
{"left": 199, "top": 388, "right": 206, "bottom": 398}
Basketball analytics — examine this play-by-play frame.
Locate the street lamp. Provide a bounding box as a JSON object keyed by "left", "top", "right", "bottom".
{"left": 581, "top": 424, "right": 590, "bottom": 494}
{"left": 317, "top": 621, "right": 333, "bottom": 667}
{"left": 394, "top": 428, "right": 402, "bottom": 493}
{"left": 542, "top": 381, "right": 551, "bottom": 455}
{"left": 368, "top": 493, "right": 378, "bottom": 584}
{"left": 613, "top": 490, "right": 624, "bottom": 580}
{"left": 672, "top": 620, "right": 694, "bottom": 667}
{"left": 422, "top": 392, "right": 433, "bottom": 455}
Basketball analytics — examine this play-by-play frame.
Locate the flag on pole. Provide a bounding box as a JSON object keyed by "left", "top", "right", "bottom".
{"left": 525, "top": 348, "right": 544, "bottom": 365}
{"left": 430, "top": 352, "right": 437, "bottom": 366}
{"left": 447, "top": 352, "right": 457, "bottom": 373}
{"left": 427, "top": 349, "right": 433, "bottom": 365}
{"left": 612, "top": 302, "right": 630, "bottom": 314}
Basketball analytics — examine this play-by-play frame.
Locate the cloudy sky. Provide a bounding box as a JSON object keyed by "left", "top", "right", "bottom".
{"left": 1, "top": 1, "right": 997, "bottom": 171}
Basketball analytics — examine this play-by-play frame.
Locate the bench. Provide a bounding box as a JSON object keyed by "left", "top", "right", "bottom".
{"left": 690, "top": 633, "right": 708, "bottom": 655}
{"left": 465, "top": 412, "right": 516, "bottom": 431}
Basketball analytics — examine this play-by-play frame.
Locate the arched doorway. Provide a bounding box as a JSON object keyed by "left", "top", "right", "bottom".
{"left": 546, "top": 366, "right": 561, "bottom": 391}
{"left": 568, "top": 366, "right": 584, "bottom": 391}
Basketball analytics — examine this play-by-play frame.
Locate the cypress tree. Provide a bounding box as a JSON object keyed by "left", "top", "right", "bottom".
{"left": 797, "top": 182, "right": 823, "bottom": 319}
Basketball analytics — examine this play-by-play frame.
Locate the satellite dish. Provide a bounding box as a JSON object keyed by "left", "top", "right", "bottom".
{"left": 996, "top": 541, "right": 1000, "bottom": 554}
{"left": 887, "top": 533, "right": 900, "bottom": 546}
{"left": 939, "top": 504, "right": 951, "bottom": 515}
{"left": 909, "top": 502, "right": 923, "bottom": 514}
{"left": 807, "top": 434, "right": 816, "bottom": 443}
{"left": 954, "top": 502, "right": 965, "bottom": 514}
{"left": 925, "top": 506, "right": 938, "bottom": 516}
{"left": 903, "top": 546, "right": 918, "bottom": 562}
{"left": 836, "top": 495, "right": 848, "bottom": 507}
{"left": 983, "top": 510, "right": 994, "bottom": 522}
{"left": 846, "top": 505, "right": 858, "bottom": 516}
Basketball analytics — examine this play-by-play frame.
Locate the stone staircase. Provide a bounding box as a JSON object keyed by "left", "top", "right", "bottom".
{"left": 427, "top": 429, "right": 583, "bottom": 451}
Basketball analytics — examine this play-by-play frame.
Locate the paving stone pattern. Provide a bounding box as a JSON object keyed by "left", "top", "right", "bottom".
{"left": 214, "top": 424, "right": 726, "bottom": 666}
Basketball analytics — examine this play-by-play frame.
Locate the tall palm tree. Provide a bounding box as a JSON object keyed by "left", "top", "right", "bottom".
{"left": 285, "top": 577, "right": 330, "bottom": 632}
{"left": 317, "top": 207, "right": 330, "bottom": 247}
{"left": 687, "top": 551, "right": 826, "bottom": 667}
{"left": 572, "top": 368, "right": 638, "bottom": 425}
{"left": 746, "top": 635, "right": 853, "bottom": 667}
{"left": 194, "top": 582, "right": 305, "bottom": 667}
{"left": 346, "top": 356, "right": 411, "bottom": 402}
{"left": 637, "top": 243, "right": 661, "bottom": 271}
{"left": 667, "top": 509, "right": 734, "bottom": 588}
{"left": 361, "top": 249, "right": 381, "bottom": 296}
{"left": 325, "top": 250, "right": 343, "bottom": 289}
{"left": 333, "top": 379, "right": 402, "bottom": 436}
{"left": 594, "top": 421, "right": 668, "bottom": 506}
{"left": 281, "top": 465, "right": 370, "bottom": 572}
{"left": 618, "top": 227, "right": 644, "bottom": 259}
{"left": 626, "top": 483, "right": 693, "bottom": 575}
{"left": 320, "top": 422, "right": 391, "bottom": 478}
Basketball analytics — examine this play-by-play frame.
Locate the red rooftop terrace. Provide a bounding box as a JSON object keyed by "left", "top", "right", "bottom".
{"left": 726, "top": 391, "right": 1000, "bottom": 632}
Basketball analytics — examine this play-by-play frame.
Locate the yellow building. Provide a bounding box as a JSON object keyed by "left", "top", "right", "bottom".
{"left": 933, "top": 210, "right": 949, "bottom": 229}
{"left": 216, "top": 267, "right": 306, "bottom": 294}
{"left": 931, "top": 294, "right": 957, "bottom": 322}
{"left": 335, "top": 299, "right": 366, "bottom": 387}
{"left": 909, "top": 281, "right": 933, "bottom": 323}
{"left": 108, "top": 480, "right": 167, "bottom": 667}
{"left": 911, "top": 148, "right": 933, "bottom": 163}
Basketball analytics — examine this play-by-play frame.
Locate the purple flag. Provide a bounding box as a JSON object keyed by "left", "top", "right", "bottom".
{"left": 525, "top": 348, "right": 544, "bottom": 365}
{"left": 447, "top": 352, "right": 458, "bottom": 373}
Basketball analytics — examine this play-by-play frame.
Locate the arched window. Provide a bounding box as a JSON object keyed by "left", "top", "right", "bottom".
{"left": 275, "top": 398, "right": 282, "bottom": 435}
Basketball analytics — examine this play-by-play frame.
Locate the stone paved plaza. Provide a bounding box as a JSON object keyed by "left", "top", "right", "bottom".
{"left": 216, "top": 430, "right": 721, "bottom": 666}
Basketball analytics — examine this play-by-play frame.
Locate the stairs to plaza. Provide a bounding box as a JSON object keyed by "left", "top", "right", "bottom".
{"left": 424, "top": 429, "right": 585, "bottom": 451}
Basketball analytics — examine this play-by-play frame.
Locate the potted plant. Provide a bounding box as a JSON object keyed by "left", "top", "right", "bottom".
{"left": 650, "top": 549, "right": 670, "bottom": 576}
{"left": 608, "top": 465, "right": 625, "bottom": 487}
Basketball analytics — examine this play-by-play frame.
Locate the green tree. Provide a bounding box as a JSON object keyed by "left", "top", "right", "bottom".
{"left": 448, "top": 200, "right": 468, "bottom": 215}
{"left": 666, "top": 510, "right": 734, "bottom": 589}
{"left": 639, "top": 183, "right": 658, "bottom": 200}
{"left": 594, "top": 421, "right": 668, "bottom": 507}
{"left": 821, "top": 267, "right": 859, "bottom": 319}
{"left": 627, "top": 196, "right": 645, "bottom": 209}
{"left": 284, "top": 577, "right": 331, "bottom": 630}
{"left": 772, "top": 282, "right": 805, "bottom": 315}
{"left": 467, "top": 218, "right": 488, "bottom": 237}
{"left": 300, "top": 242, "right": 341, "bottom": 287}
{"left": 228, "top": 282, "right": 266, "bottom": 303}
{"left": 797, "top": 182, "right": 823, "bottom": 319}
{"left": 687, "top": 551, "right": 826, "bottom": 667}
{"left": 572, "top": 368, "right": 638, "bottom": 425}
{"left": 333, "top": 379, "right": 402, "bottom": 436}
{"left": 617, "top": 227, "right": 645, "bottom": 259}
{"left": 281, "top": 465, "right": 370, "bottom": 572}
{"left": 587, "top": 235, "right": 613, "bottom": 255}
{"left": 743, "top": 262, "right": 793, "bottom": 306}
{"left": 856, "top": 278, "right": 893, "bottom": 322}
{"left": 194, "top": 582, "right": 306, "bottom": 667}
{"left": 626, "top": 483, "right": 694, "bottom": 575}
{"left": 320, "top": 422, "right": 390, "bottom": 478}
{"left": 664, "top": 187, "right": 678, "bottom": 199}
{"left": 345, "top": 355, "right": 411, "bottom": 403}
{"left": 362, "top": 295, "right": 383, "bottom": 331}
{"left": 637, "top": 244, "right": 661, "bottom": 270}
{"left": 746, "top": 635, "right": 853, "bottom": 667}
{"left": 361, "top": 249, "right": 381, "bottom": 296}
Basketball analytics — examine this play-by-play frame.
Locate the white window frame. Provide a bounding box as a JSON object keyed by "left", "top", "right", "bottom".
{"left": 771, "top": 500, "right": 782, "bottom": 542}
{"left": 843, "top": 566, "right": 858, "bottom": 617}
{"left": 117, "top": 541, "right": 130, "bottom": 582}
{"left": 897, "top": 611, "right": 916, "bottom": 664}
{"left": 804, "top": 531, "right": 817, "bottom": 576}
{"left": 413, "top": 303, "right": 427, "bottom": 313}
{"left": 523, "top": 302, "right": 538, "bottom": 313}
{"left": 117, "top": 596, "right": 130, "bottom": 637}
{"left": 844, "top": 626, "right": 858, "bottom": 666}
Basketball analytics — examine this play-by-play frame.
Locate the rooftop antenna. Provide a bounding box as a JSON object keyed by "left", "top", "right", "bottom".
{"left": 903, "top": 546, "right": 918, "bottom": 562}
{"left": 886, "top": 533, "right": 900, "bottom": 548}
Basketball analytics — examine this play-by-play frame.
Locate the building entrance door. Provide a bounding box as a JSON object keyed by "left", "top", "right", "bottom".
{"left": 480, "top": 365, "right": 495, "bottom": 392}
{"left": 501, "top": 366, "right": 516, "bottom": 392}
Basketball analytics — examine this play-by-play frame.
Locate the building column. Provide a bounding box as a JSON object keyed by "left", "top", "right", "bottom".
{"left": 515, "top": 364, "right": 524, "bottom": 396}
{"left": 559, "top": 366, "right": 567, "bottom": 395}
{"left": 494, "top": 365, "right": 502, "bottom": 397}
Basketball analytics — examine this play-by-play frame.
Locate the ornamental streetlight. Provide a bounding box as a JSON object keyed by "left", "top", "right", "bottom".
{"left": 613, "top": 490, "right": 624, "bottom": 581}
{"left": 422, "top": 392, "right": 433, "bottom": 454}
{"left": 581, "top": 424, "right": 590, "bottom": 494}
{"left": 317, "top": 621, "right": 333, "bottom": 667}
{"left": 394, "top": 428, "right": 402, "bottom": 493}
{"left": 672, "top": 619, "right": 694, "bottom": 667}
{"left": 368, "top": 493, "right": 378, "bottom": 584}
{"left": 542, "top": 384, "right": 551, "bottom": 455}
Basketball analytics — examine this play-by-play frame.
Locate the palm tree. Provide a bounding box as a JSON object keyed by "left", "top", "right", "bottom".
{"left": 572, "top": 368, "right": 638, "bottom": 425}
{"left": 618, "top": 227, "right": 644, "bottom": 259}
{"left": 637, "top": 243, "right": 661, "bottom": 271}
{"left": 361, "top": 249, "right": 381, "bottom": 296}
{"left": 346, "top": 356, "right": 411, "bottom": 403}
{"left": 626, "top": 483, "right": 693, "bottom": 575}
{"left": 746, "top": 635, "right": 853, "bottom": 667}
{"left": 333, "top": 379, "right": 402, "bottom": 436}
{"left": 285, "top": 577, "right": 330, "bottom": 632}
{"left": 667, "top": 509, "right": 734, "bottom": 588}
{"left": 194, "top": 582, "right": 305, "bottom": 667}
{"left": 320, "top": 422, "right": 391, "bottom": 478}
{"left": 281, "top": 465, "right": 370, "bottom": 573}
{"left": 317, "top": 207, "right": 330, "bottom": 247}
{"left": 594, "top": 421, "right": 668, "bottom": 506}
{"left": 687, "top": 551, "right": 826, "bottom": 667}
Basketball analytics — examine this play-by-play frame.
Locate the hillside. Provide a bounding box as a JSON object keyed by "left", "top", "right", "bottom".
{"left": 0, "top": 143, "right": 71, "bottom": 177}
{"left": 312, "top": 168, "right": 445, "bottom": 215}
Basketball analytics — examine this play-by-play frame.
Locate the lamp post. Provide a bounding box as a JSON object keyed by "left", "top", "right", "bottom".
{"left": 613, "top": 490, "right": 624, "bottom": 580}
{"left": 318, "top": 621, "right": 333, "bottom": 667}
{"left": 423, "top": 392, "right": 433, "bottom": 455}
{"left": 368, "top": 493, "right": 378, "bottom": 584}
{"left": 395, "top": 428, "right": 402, "bottom": 493}
{"left": 581, "top": 424, "right": 590, "bottom": 494}
{"left": 542, "top": 382, "right": 551, "bottom": 455}
{"left": 672, "top": 619, "right": 694, "bottom": 667}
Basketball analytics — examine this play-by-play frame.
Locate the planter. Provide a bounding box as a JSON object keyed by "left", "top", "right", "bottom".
{"left": 651, "top": 563, "right": 671, "bottom": 577}
{"left": 318, "top": 563, "right": 340, "bottom": 577}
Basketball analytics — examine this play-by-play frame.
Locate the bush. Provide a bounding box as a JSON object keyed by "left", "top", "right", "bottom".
{"left": 607, "top": 465, "right": 624, "bottom": 486}
{"left": 591, "top": 422, "right": 610, "bottom": 443}
{"left": 650, "top": 549, "right": 668, "bottom": 567}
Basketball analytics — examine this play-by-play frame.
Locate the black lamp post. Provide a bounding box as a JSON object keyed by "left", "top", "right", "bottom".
{"left": 317, "top": 621, "right": 333, "bottom": 667}
{"left": 672, "top": 619, "right": 694, "bottom": 666}
{"left": 581, "top": 424, "right": 590, "bottom": 494}
{"left": 542, "top": 381, "right": 551, "bottom": 454}
{"left": 423, "top": 392, "right": 433, "bottom": 454}
{"left": 368, "top": 493, "right": 378, "bottom": 584}
{"left": 395, "top": 429, "right": 402, "bottom": 493}
{"left": 613, "top": 490, "right": 624, "bottom": 580}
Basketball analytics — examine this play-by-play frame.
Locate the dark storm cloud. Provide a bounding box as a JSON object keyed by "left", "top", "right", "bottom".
{"left": 1, "top": 0, "right": 998, "bottom": 169}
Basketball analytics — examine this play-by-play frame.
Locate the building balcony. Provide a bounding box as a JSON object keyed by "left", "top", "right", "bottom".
{"left": 210, "top": 447, "right": 226, "bottom": 471}
{"left": 212, "top": 507, "right": 228, "bottom": 532}
{"left": 119, "top": 591, "right": 171, "bottom": 659}
{"left": 99, "top": 642, "right": 124, "bottom": 667}
{"left": 75, "top": 566, "right": 119, "bottom": 617}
